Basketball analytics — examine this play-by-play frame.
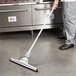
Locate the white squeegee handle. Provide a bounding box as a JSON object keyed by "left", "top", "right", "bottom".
{"left": 25, "top": 6, "right": 55, "bottom": 58}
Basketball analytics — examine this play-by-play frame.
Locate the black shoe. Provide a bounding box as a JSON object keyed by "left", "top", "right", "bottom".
{"left": 59, "top": 44, "right": 74, "bottom": 50}
{"left": 57, "top": 36, "right": 66, "bottom": 39}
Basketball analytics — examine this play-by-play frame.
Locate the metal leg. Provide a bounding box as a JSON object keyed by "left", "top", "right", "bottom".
{"left": 31, "top": 30, "right": 33, "bottom": 36}
{"left": 31, "top": 30, "right": 34, "bottom": 40}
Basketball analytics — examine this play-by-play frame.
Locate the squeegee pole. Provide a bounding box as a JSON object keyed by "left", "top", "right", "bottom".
{"left": 25, "top": 7, "right": 55, "bottom": 58}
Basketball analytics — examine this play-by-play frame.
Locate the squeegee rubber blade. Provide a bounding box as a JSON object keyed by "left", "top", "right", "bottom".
{"left": 10, "top": 58, "right": 38, "bottom": 72}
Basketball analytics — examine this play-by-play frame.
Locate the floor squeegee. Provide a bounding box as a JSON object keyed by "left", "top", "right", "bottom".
{"left": 10, "top": 6, "right": 55, "bottom": 72}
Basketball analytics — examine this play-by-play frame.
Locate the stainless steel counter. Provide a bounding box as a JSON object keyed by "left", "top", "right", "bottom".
{"left": 0, "top": 2, "right": 63, "bottom": 32}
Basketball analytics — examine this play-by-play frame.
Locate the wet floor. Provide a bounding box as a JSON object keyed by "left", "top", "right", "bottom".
{"left": 0, "top": 29, "right": 76, "bottom": 76}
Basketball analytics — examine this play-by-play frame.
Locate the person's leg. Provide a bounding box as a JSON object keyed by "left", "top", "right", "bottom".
{"left": 59, "top": 2, "right": 76, "bottom": 50}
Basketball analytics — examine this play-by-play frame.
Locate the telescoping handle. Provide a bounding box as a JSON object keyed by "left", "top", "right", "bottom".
{"left": 25, "top": 6, "right": 56, "bottom": 58}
